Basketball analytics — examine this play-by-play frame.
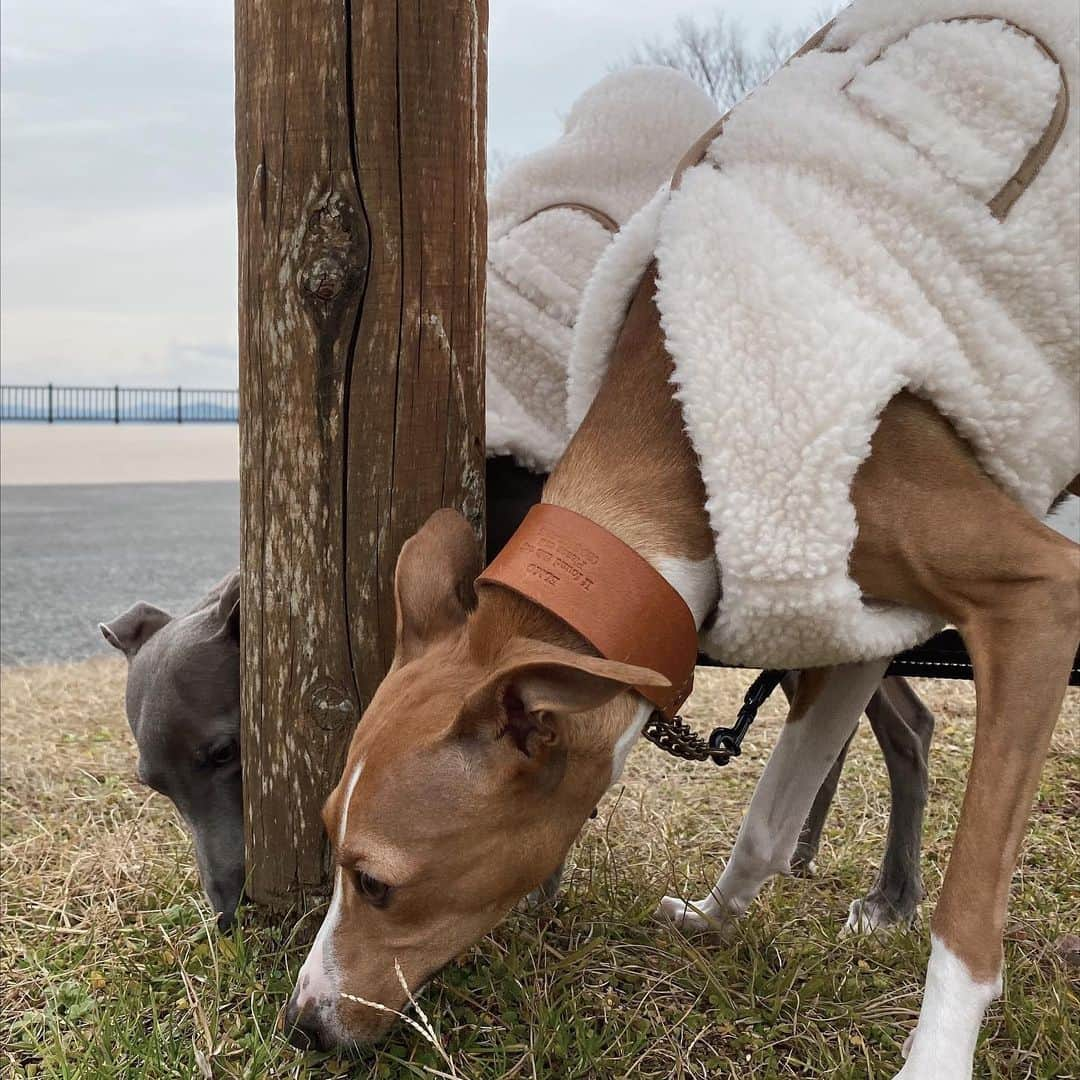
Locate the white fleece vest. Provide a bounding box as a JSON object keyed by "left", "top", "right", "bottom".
{"left": 485, "top": 67, "right": 719, "bottom": 472}
{"left": 568, "top": 0, "right": 1079, "bottom": 668}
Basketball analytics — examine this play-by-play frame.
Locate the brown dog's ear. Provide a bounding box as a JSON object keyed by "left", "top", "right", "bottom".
{"left": 394, "top": 509, "right": 482, "bottom": 663}
{"left": 456, "top": 639, "right": 669, "bottom": 760}
{"left": 99, "top": 602, "right": 172, "bottom": 658}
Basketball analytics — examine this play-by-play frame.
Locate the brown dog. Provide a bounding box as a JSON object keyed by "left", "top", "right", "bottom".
{"left": 285, "top": 267, "right": 1079, "bottom": 1077}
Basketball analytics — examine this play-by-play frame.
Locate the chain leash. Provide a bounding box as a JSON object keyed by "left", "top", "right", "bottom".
{"left": 642, "top": 668, "right": 786, "bottom": 766}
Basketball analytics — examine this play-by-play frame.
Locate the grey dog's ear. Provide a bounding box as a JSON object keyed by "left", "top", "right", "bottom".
{"left": 99, "top": 602, "right": 172, "bottom": 658}
{"left": 213, "top": 571, "right": 241, "bottom": 644}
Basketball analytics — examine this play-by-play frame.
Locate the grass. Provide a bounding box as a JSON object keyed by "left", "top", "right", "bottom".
{"left": 2, "top": 657, "right": 1077, "bottom": 1079}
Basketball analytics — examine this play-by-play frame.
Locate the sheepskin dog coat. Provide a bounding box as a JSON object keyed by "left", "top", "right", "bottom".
{"left": 568, "top": 0, "right": 1079, "bottom": 668}
{"left": 486, "top": 67, "right": 719, "bottom": 472}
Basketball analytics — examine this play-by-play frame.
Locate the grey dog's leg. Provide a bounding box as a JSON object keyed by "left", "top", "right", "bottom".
{"left": 523, "top": 862, "right": 565, "bottom": 910}
{"left": 845, "top": 677, "right": 934, "bottom": 932}
{"left": 788, "top": 671, "right": 857, "bottom": 876}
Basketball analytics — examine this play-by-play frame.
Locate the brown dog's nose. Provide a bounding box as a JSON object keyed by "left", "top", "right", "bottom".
{"left": 284, "top": 994, "right": 328, "bottom": 1051}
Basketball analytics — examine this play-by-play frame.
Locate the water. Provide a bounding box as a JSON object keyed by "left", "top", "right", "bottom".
{"left": 1, "top": 482, "right": 239, "bottom": 666}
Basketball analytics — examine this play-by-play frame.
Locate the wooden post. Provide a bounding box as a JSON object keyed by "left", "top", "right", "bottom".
{"left": 235, "top": 0, "right": 487, "bottom": 908}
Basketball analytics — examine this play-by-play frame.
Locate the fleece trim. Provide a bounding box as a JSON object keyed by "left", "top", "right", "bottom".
{"left": 568, "top": 0, "right": 1079, "bottom": 668}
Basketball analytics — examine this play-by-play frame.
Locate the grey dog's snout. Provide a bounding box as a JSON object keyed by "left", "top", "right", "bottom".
{"left": 207, "top": 876, "right": 243, "bottom": 933}
{"left": 216, "top": 886, "right": 249, "bottom": 932}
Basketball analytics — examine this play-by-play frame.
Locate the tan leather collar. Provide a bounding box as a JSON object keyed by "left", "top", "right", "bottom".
{"left": 476, "top": 504, "right": 698, "bottom": 718}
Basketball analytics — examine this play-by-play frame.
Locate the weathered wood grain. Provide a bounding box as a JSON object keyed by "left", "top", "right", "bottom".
{"left": 236, "top": 0, "right": 487, "bottom": 908}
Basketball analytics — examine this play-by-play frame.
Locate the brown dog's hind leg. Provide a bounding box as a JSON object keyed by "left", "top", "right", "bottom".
{"left": 850, "top": 392, "right": 1080, "bottom": 1079}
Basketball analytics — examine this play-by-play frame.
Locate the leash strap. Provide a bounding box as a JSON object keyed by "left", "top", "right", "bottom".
{"left": 669, "top": 17, "right": 840, "bottom": 193}
{"left": 521, "top": 201, "right": 619, "bottom": 234}
{"left": 671, "top": 16, "right": 1065, "bottom": 222}
{"left": 475, "top": 504, "right": 699, "bottom": 718}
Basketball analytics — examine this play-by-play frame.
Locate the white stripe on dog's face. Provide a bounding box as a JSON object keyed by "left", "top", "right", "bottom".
{"left": 335, "top": 761, "right": 366, "bottom": 847}
{"left": 293, "top": 761, "right": 365, "bottom": 1021}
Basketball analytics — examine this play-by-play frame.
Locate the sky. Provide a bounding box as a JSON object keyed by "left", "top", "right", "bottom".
{"left": 1, "top": 0, "right": 826, "bottom": 388}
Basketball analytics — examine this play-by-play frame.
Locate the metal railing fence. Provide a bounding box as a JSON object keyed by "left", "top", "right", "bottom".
{"left": 0, "top": 385, "right": 239, "bottom": 423}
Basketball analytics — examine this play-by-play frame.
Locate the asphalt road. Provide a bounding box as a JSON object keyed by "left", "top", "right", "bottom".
{"left": 1, "top": 482, "right": 239, "bottom": 666}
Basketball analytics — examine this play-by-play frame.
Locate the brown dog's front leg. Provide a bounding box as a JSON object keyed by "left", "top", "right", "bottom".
{"left": 847, "top": 392, "right": 1080, "bottom": 1078}
{"left": 897, "top": 575, "right": 1076, "bottom": 1078}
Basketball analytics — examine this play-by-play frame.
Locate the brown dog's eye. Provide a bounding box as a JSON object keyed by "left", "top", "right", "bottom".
{"left": 353, "top": 870, "right": 391, "bottom": 908}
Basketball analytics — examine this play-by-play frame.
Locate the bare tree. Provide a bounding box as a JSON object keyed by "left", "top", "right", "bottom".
{"left": 623, "top": 9, "right": 838, "bottom": 112}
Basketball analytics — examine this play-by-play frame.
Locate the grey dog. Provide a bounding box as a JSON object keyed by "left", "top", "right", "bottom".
{"left": 100, "top": 571, "right": 243, "bottom": 930}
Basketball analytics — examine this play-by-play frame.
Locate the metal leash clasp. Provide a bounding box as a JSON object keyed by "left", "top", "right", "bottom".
{"left": 706, "top": 668, "right": 786, "bottom": 766}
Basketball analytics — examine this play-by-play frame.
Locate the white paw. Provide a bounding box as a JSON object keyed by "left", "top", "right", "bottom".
{"left": 520, "top": 887, "right": 548, "bottom": 912}
{"left": 520, "top": 865, "right": 564, "bottom": 912}
{"left": 521, "top": 881, "right": 559, "bottom": 913}
{"left": 842, "top": 895, "right": 913, "bottom": 936}
{"left": 652, "top": 895, "right": 735, "bottom": 936}
{"left": 890, "top": 1028, "right": 935, "bottom": 1078}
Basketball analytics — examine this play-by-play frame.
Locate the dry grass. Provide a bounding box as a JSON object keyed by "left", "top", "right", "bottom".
{"left": 2, "top": 657, "right": 1077, "bottom": 1079}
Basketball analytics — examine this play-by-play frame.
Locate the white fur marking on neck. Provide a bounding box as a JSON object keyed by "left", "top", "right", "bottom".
{"left": 610, "top": 700, "right": 652, "bottom": 785}
{"left": 606, "top": 559, "right": 717, "bottom": 787}
{"left": 656, "top": 555, "right": 719, "bottom": 629}
{"left": 895, "top": 934, "right": 1001, "bottom": 1080}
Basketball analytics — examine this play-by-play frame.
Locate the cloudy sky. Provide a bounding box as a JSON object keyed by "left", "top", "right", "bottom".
{"left": 1, "top": 0, "right": 825, "bottom": 388}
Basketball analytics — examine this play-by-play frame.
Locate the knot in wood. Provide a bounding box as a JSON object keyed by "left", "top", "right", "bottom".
{"left": 301, "top": 254, "right": 348, "bottom": 302}
{"left": 307, "top": 682, "right": 357, "bottom": 731}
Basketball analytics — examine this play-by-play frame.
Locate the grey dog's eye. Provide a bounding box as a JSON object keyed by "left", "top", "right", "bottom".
{"left": 353, "top": 870, "right": 391, "bottom": 908}
{"left": 208, "top": 741, "right": 238, "bottom": 767}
